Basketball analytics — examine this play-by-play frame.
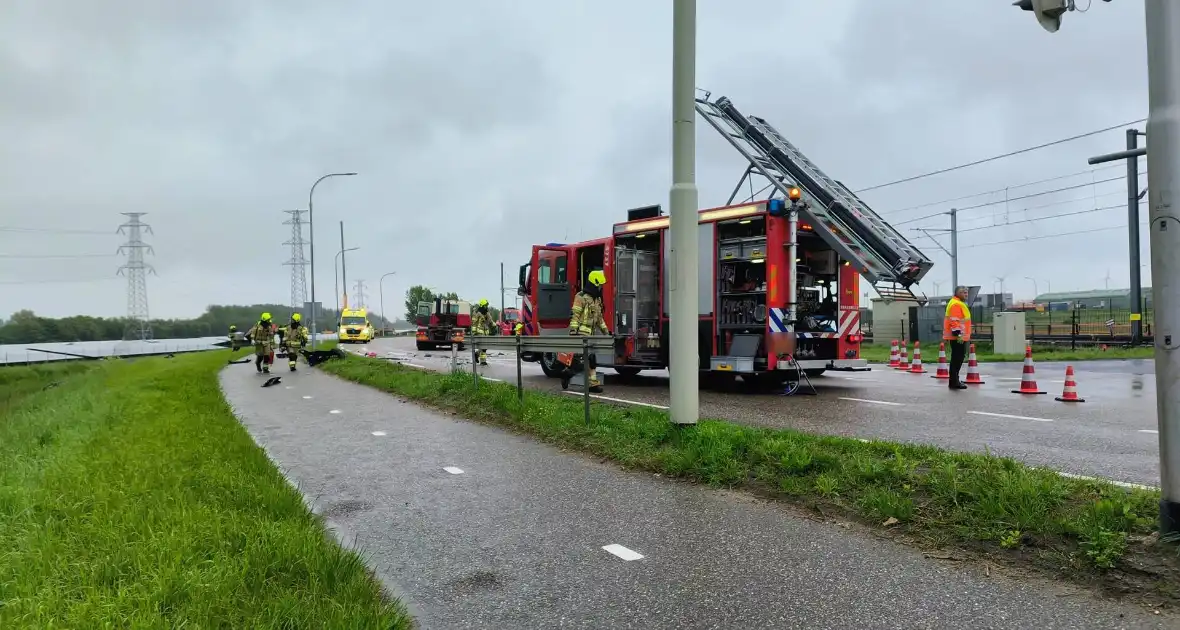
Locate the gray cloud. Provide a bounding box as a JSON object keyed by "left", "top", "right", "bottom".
{"left": 0, "top": 1, "right": 1151, "bottom": 321}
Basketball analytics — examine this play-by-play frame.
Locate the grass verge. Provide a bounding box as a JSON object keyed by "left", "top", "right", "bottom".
{"left": 321, "top": 354, "right": 1179, "bottom": 602}
{"left": 0, "top": 352, "right": 411, "bottom": 629}
{"left": 860, "top": 342, "right": 1154, "bottom": 364}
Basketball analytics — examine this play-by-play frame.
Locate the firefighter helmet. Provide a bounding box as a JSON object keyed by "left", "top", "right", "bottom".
{"left": 587, "top": 270, "right": 606, "bottom": 287}
{"left": 292, "top": 313, "right": 302, "bottom": 322}
{"left": 261, "top": 312, "right": 272, "bottom": 322}
{"left": 478, "top": 298, "right": 489, "bottom": 307}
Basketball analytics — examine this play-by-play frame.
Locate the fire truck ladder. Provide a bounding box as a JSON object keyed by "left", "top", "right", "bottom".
{"left": 695, "top": 92, "right": 934, "bottom": 302}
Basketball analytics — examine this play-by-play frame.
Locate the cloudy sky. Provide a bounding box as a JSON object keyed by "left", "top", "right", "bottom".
{"left": 0, "top": 1, "right": 1149, "bottom": 321}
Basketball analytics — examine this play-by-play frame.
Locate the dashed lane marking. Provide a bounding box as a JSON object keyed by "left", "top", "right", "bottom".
{"left": 372, "top": 431, "right": 387, "bottom": 436}
{"left": 967, "top": 410, "right": 1054, "bottom": 423}
{"left": 1139, "top": 429, "right": 1159, "bottom": 434}
{"left": 602, "top": 544, "right": 644, "bottom": 561}
{"left": 329, "top": 409, "right": 342, "bottom": 415}
{"left": 838, "top": 397, "right": 903, "bottom": 406}
{"left": 443, "top": 466, "right": 464, "bottom": 475}
{"left": 302, "top": 395, "right": 313, "bottom": 400}
{"left": 561, "top": 391, "right": 670, "bottom": 409}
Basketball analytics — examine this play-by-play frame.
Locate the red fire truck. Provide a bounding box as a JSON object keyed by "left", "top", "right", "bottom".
{"left": 515, "top": 93, "right": 932, "bottom": 383}
{"left": 414, "top": 298, "right": 472, "bottom": 351}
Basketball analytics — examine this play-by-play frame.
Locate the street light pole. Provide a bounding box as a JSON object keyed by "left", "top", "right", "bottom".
{"left": 339, "top": 221, "right": 349, "bottom": 311}
{"left": 1025, "top": 277, "right": 1038, "bottom": 300}
{"left": 379, "top": 271, "right": 397, "bottom": 336}
{"left": 334, "top": 247, "right": 359, "bottom": 327}
{"left": 669, "top": 0, "right": 698, "bottom": 426}
{"left": 1144, "top": 0, "right": 1180, "bottom": 535}
{"left": 307, "top": 171, "right": 357, "bottom": 351}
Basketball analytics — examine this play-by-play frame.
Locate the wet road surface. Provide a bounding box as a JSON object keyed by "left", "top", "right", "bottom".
{"left": 353, "top": 338, "right": 1161, "bottom": 488}
{"left": 220, "top": 365, "right": 1171, "bottom": 629}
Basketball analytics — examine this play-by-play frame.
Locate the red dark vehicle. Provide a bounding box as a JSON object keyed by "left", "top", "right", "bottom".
{"left": 415, "top": 298, "right": 471, "bottom": 351}
{"left": 514, "top": 93, "right": 932, "bottom": 383}
{"left": 498, "top": 307, "right": 520, "bottom": 335}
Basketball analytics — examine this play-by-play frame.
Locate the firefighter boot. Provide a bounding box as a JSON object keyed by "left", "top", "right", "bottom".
{"left": 255, "top": 355, "right": 264, "bottom": 373}
{"left": 289, "top": 358, "right": 297, "bottom": 372}
{"left": 588, "top": 367, "right": 603, "bottom": 394}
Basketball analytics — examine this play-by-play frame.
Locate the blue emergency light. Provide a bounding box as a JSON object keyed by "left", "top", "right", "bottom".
{"left": 767, "top": 198, "right": 786, "bottom": 217}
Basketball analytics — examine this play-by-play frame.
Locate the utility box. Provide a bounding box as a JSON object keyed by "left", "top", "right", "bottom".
{"left": 992, "top": 311, "right": 1027, "bottom": 355}
{"left": 871, "top": 298, "right": 911, "bottom": 343}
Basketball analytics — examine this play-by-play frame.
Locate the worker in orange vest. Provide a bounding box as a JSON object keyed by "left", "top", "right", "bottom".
{"left": 944, "top": 286, "right": 972, "bottom": 390}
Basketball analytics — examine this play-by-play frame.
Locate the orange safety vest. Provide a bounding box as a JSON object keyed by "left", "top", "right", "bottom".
{"left": 943, "top": 297, "right": 972, "bottom": 341}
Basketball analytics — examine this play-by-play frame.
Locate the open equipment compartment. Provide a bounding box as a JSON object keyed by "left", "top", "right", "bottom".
{"left": 713, "top": 215, "right": 768, "bottom": 373}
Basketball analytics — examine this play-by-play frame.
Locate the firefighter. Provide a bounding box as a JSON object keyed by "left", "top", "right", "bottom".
{"left": 246, "top": 312, "right": 278, "bottom": 374}
{"left": 563, "top": 269, "right": 609, "bottom": 393}
{"left": 944, "top": 285, "right": 972, "bottom": 390}
{"left": 471, "top": 298, "right": 494, "bottom": 366}
{"left": 228, "top": 324, "right": 240, "bottom": 352}
{"left": 283, "top": 313, "right": 309, "bottom": 371}
{"left": 514, "top": 322, "right": 524, "bottom": 336}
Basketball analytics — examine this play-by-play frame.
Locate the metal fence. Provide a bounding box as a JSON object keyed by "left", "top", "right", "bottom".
{"left": 863, "top": 305, "right": 1154, "bottom": 347}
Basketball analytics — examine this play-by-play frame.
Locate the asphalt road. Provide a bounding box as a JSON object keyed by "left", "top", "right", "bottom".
{"left": 352, "top": 338, "right": 1162, "bottom": 488}
{"left": 220, "top": 365, "right": 1171, "bottom": 629}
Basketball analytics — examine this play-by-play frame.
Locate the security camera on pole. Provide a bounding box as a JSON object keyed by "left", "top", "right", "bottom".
{"left": 1013, "top": 0, "right": 1180, "bottom": 535}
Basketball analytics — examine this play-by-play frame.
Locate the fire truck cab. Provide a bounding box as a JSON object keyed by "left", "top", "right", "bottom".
{"left": 516, "top": 93, "right": 932, "bottom": 384}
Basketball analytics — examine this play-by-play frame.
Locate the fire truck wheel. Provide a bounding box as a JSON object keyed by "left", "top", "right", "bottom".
{"left": 614, "top": 367, "right": 642, "bottom": 378}
{"left": 804, "top": 369, "right": 826, "bottom": 378}
{"left": 539, "top": 353, "right": 563, "bottom": 378}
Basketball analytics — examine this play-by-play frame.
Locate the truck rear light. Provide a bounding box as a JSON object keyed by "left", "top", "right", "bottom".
{"left": 846, "top": 333, "right": 864, "bottom": 344}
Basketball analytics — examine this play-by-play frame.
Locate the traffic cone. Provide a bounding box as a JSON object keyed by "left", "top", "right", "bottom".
{"left": 1054, "top": 366, "right": 1086, "bottom": 402}
{"left": 888, "top": 340, "right": 900, "bottom": 368}
{"left": 965, "top": 344, "right": 985, "bottom": 384}
{"left": 932, "top": 342, "right": 950, "bottom": 379}
{"left": 1011, "top": 346, "right": 1047, "bottom": 394}
{"left": 909, "top": 342, "right": 927, "bottom": 373}
{"left": 896, "top": 342, "right": 910, "bottom": 370}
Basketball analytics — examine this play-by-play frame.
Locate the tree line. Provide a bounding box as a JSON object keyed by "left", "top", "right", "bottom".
{"left": 0, "top": 304, "right": 399, "bottom": 345}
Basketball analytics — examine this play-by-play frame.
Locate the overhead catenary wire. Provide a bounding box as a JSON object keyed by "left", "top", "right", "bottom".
{"left": 0, "top": 277, "right": 119, "bottom": 285}
{"left": 0, "top": 226, "right": 112, "bottom": 235}
{"left": 961, "top": 221, "right": 1148, "bottom": 249}
{"left": 955, "top": 201, "right": 1141, "bottom": 235}
{"left": 880, "top": 163, "right": 1124, "bottom": 217}
{"left": 893, "top": 173, "right": 1137, "bottom": 227}
{"left": 0, "top": 253, "right": 118, "bottom": 259}
{"left": 854, "top": 118, "right": 1147, "bottom": 193}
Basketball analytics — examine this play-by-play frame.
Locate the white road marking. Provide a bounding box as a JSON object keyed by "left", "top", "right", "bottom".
{"left": 602, "top": 544, "right": 644, "bottom": 561}
{"left": 329, "top": 409, "right": 342, "bottom": 414}
{"left": 481, "top": 376, "right": 504, "bottom": 382}
{"left": 403, "top": 363, "right": 428, "bottom": 369}
{"left": 561, "top": 391, "right": 669, "bottom": 409}
{"left": 1139, "top": 429, "right": 1159, "bottom": 434}
{"left": 836, "top": 376, "right": 879, "bottom": 382}
{"left": 302, "top": 395, "right": 313, "bottom": 399}
{"left": 857, "top": 438, "right": 871, "bottom": 443}
{"left": 443, "top": 466, "right": 464, "bottom": 475}
{"left": 967, "top": 410, "right": 1054, "bottom": 423}
{"left": 284, "top": 386, "right": 293, "bottom": 390}
{"left": 1052, "top": 471, "right": 1156, "bottom": 491}
{"left": 839, "top": 397, "right": 903, "bottom": 406}
{"left": 372, "top": 431, "right": 387, "bottom": 436}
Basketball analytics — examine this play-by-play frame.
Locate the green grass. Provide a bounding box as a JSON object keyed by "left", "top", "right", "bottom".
{"left": 0, "top": 352, "right": 411, "bottom": 629}
{"left": 859, "top": 342, "right": 1155, "bottom": 364}
{"left": 0, "top": 360, "right": 97, "bottom": 415}
{"left": 321, "top": 354, "right": 1179, "bottom": 589}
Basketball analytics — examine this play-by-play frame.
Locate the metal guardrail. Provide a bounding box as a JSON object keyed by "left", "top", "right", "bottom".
{"left": 467, "top": 335, "right": 615, "bottom": 424}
